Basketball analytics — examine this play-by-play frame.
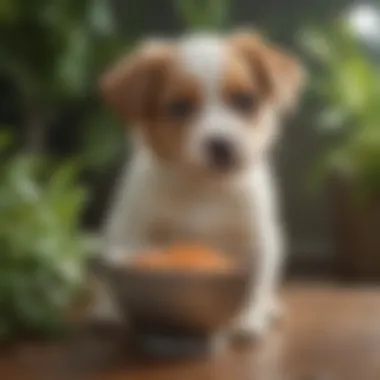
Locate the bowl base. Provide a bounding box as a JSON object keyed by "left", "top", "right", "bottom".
{"left": 130, "top": 331, "right": 214, "bottom": 358}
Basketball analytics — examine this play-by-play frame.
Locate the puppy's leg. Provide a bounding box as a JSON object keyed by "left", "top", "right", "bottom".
{"left": 88, "top": 271, "right": 123, "bottom": 325}
{"left": 233, "top": 229, "right": 283, "bottom": 339}
{"left": 232, "top": 166, "right": 284, "bottom": 339}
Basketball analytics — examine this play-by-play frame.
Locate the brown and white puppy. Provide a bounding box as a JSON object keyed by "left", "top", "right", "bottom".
{"left": 96, "top": 31, "right": 304, "bottom": 338}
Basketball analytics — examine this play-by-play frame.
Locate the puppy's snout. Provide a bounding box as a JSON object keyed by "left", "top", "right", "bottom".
{"left": 205, "top": 137, "right": 236, "bottom": 170}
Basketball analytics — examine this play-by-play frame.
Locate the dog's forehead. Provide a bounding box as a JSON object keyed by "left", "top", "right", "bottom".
{"left": 176, "top": 35, "right": 225, "bottom": 94}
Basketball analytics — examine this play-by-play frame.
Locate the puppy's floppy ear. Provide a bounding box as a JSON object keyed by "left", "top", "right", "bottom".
{"left": 228, "top": 30, "right": 305, "bottom": 114}
{"left": 99, "top": 40, "right": 173, "bottom": 123}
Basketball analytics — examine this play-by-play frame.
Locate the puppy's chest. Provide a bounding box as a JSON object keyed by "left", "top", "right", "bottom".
{"left": 147, "top": 189, "right": 254, "bottom": 252}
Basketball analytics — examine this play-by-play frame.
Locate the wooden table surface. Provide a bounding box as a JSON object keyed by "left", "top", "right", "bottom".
{"left": 2, "top": 283, "right": 380, "bottom": 380}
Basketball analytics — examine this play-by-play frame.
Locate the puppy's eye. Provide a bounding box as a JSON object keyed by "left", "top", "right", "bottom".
{"left": 230, "top": 92, "right": 258, "bottom": 114}
{"left": 167, "top": 99, "right": 194, "bottom": 120}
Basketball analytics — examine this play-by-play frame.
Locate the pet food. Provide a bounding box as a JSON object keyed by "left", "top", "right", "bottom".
{"left": 131, "top": 243, "right": 232, "bottom": 272}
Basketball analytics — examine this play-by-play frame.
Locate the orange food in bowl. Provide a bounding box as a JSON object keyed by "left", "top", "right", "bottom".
{"left": 131, "top": 243, "right": 232, "bottom": 272}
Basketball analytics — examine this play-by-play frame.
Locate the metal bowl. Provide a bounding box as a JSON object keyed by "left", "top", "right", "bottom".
{"left": 101, "top": 260, "right": 252, "bottom": 336}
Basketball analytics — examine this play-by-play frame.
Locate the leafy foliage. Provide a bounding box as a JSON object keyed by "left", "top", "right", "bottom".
{"left": 176, "top": 0, "right": 230, "bottom": 31}
{"left": 0, "top": 0, "right": 121, "bottom": 101}
{"left": 0, "top": 0, "right": 127, "bottom": 168}
{"left": 301, "top": 22, "right": 380, "bottom": 199}
{"left": 0, "top": 143, "right": 88, "bottom": 340}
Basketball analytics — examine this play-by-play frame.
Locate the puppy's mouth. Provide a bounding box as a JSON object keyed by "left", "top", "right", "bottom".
{"left": 209, "top": 157, "right": 239, "bottom": 174}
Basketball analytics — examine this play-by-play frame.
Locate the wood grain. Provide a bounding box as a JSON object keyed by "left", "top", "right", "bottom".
{"left": 2, "top": 283, "right": 380, "bottom": 380}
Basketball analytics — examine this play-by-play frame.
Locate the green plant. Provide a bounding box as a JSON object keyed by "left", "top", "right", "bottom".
{"left": 301, "top": 22, "right": 380, "bottom": 200}
{"left": 0, "top": 0, "right": 127, "bottom": 166}
{"left": 176, "top": 0, "right": 230, "bottom": 31}
{"left": 0, "top": 142, "right": 89, "bottom": 340}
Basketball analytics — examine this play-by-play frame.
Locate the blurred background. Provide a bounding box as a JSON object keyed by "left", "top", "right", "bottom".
{"left": 0, "top": 0, "right": 379, "bottom": 341}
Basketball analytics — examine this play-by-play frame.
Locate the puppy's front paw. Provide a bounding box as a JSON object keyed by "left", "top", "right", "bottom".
{"left": 85, "top": 276, "right": 125, "bottom": 329}
{"left": 231, "top": 311, "right": 270, "bottom": 342}
{"left": 267, "top": 296, "right": 285, "bottom": 324}
{"left": 230, "top": 298, "right": 283, "bottom": 342}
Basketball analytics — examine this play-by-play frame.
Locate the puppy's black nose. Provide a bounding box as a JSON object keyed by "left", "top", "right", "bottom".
{"left": 206, "top": 137, "right": 236, "bottom": 170}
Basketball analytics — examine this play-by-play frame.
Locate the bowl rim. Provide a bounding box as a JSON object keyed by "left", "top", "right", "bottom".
{"left": 114, "top": 265, "right": 250, "bottom": 279}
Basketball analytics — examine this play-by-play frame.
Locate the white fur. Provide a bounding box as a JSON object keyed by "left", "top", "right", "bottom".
{"left": 176, "top": 37, "right": 278, "bottom": 176}
{"left": 94, "top": 35, "right": 285, "bottom": 339}
{"left": 178, "top": 35, "right": 223, "bottom": 98}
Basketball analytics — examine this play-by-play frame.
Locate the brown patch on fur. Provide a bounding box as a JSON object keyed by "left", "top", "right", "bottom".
{"left": 221, "top": 50, "right": 264, "bottom": 119}
{"left": 228, "top": 30, "right": 305, "bottom": 113}
{"left": 221, "top": 52, "right": 257, "bottom": 100}
{"left": 142, "top": 66, "right": 202, "bottom": 162}
{"left": 100, "top": 41, "right": 204, "bottom": 163}
{"left": 99, "top": 41, "right": 175, "bottom": 123}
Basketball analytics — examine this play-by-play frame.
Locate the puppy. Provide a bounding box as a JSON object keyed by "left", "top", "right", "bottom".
{"left": 95, "top": 30, "right": 304, "bottom": 338}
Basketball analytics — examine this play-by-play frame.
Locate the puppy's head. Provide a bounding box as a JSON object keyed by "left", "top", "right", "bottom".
{"left": 100, "top": 31, "right": 304, "bottom": 176}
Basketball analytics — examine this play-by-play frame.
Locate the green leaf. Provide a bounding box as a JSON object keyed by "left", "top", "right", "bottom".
{"left": 0, "top": 152, "right": 88, "bottom": 340}
{"left": 0, "top": 0, "right": 19, "bottom": 24}
{"left": 88, "top": 0, "right": 115, "bottom": 36}
{"left": 80, "top": 110, "right": 126, "bottom": 173}
{"left": 303, "top": 19, "right": 380, "bottom": 199}
{"left": 57, "top": 25, "right": 92, "bottom": 97}
{"left": 0, "top": 129, "right": 12, "bottom": 151}
{"left": 176, "top": 0, "right": 230, "bottom": 31}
